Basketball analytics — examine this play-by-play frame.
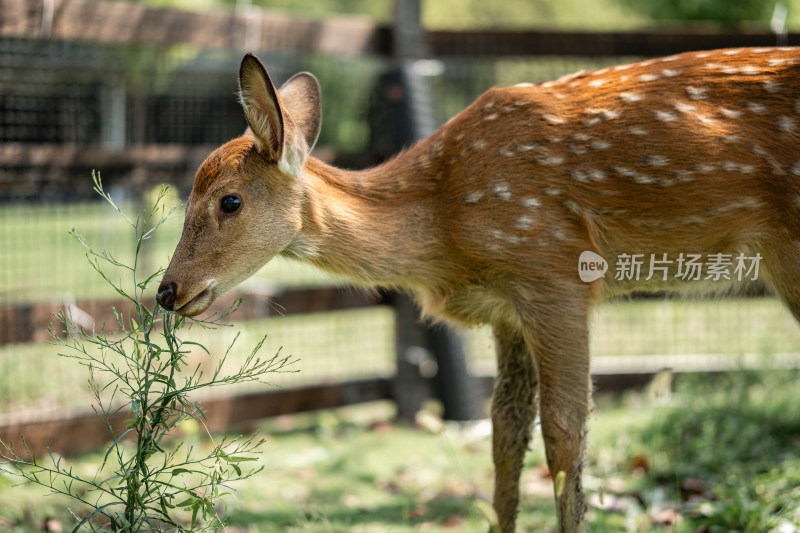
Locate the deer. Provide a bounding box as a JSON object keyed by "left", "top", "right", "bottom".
{"left": 156, "top": 47, "right": 800, "bottom": 532}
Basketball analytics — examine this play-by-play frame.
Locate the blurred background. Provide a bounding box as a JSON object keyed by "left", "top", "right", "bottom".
{"left": 2, "top": 0, "right": 800, "bottom": 448}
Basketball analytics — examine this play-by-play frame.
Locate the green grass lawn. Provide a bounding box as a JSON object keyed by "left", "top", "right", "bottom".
{"left": 2, "top": 368, "right": 800, "bottom": 532}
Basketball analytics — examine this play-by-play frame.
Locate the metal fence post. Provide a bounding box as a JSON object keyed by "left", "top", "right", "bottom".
{"left": 383, "top": 0, "right": 481, "bottom": 421}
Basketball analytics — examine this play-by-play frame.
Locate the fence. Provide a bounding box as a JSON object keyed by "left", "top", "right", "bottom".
{"left": 2, "top": 0, "right": 800, "bottom": 456}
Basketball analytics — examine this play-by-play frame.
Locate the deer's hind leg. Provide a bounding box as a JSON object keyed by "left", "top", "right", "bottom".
{"left": 519, "top": 289, "right": 592, "bottom": 532}
{"left": 491, "top": 321, "right": 539, "bottom": 533}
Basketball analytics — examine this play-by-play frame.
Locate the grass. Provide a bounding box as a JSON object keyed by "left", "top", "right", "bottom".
{"left": 2, "top": 367, "right": 800, "bottom": 532}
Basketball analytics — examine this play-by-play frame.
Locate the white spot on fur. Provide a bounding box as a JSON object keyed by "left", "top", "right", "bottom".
{"left": 587, "top": 108, "right": 621, "bottom": 120}
{"left": 628, "top": 126, "right": 649, "bottom": 135}
{"left": 590, "top": 140, "right": 611, "bottom": 150}
{"left": 696, "top": 114, "right": 716, "bottom": 126}
{"left": 571, "top": 132, "right": 591, "bottom": 142}
{"left": 588, "top": 169, "right": 606, "bottom": 181}
{"left": 620, "top": 92, "right": 644, "bottom": 103}
{"left": 521, "top": 197, "right": 541, "bottom": 209}
{"left": 709, "top": 197, "right": 764, "bottom": 214}
{"left": 763, "top": 81, "right": 782, "bottom": 93}
{"left": 518, "top": 143, "right": 539, "bottom": 151}
{"left": 571, "top": 169, "right": 589, "bottom": 183}
{"left": 661, "top": 69, "right": 682, "bottom": 77}
{"left": 485, "top": 113, "right": 499, "bottom": 121}
{"left": 614, "top": 63, "right": 633, "bottom": 71}
{"left": 654, "top": 110, "right": 679, "bottom": 122}
{"left": 661, "top": 55, "right": 680, "bottom": 62}
{"left": 778, "top": 116, "right": 797, "bottom": 134}
{"left": 615, "top": 166, "right": 654, "bottom": 184}
{"left": 674, "top": 101, "right": 696, "bottom": 114}
{"left": 768, "top": 58, "right": 788, "bottom": 66}
{"left": 588, "top": 79, "right": 608, "bottom": 88}
{"left": 791, "top": 162, "right": 800, "bottom": 175}
{"left": 491, "top": 183, "right": 512, "bottom": 200}
{"left": 686, "top": 86, "right": 708, "bottom": 100}
{"left": 645, "top": 155, "right": 670, "bottom": 167}
{"left": 473, "top": 140, "right": 488, "bottom": 151}
{"left": 540, "top": 155, "right": 565, "bottom": 166}
{"left": 746, "top": 102, "right": 767, "bottom": 114}
{"left": 696, "top": 52, "right": 712, "bottom": 58}
{"left": 740, "top": 65, "right": 762, "bottom": 75}
{"left": 515, "top": 215, "right": 535, "bottom": 230}
{"left": 722, "top": 161, "right": 756, "bottom": 174}
{"left": 723, "top": 48, "right": 743, "bottom": 55}
{"left": 694, "top": 164, "right": 716, "bottom": 173}
{"left": 513, "top": 82, "right": 534, "bottom": 88}
{"left": 545, "top": 187, "right": 562, "bottom": 196}
{"left": 569, "top": 145, "right": 588, "bottom": 155}
{"left": 543, "top": 114, "right": 566, "bottom": 125}
{"left": 465, "top": 190, "right": 484, "bottom": 204}
{"left": 720, "top": 107, "right": 743, "bottom": 118}
{"left": 639, "top": 73, "right": 660, "bottom": 82}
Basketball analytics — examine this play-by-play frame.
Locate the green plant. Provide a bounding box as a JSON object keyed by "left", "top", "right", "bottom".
{"left": 0, "top": 172, "right": 294, "bottom": 531}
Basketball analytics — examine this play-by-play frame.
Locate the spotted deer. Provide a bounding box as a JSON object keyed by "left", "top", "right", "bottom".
{"left": 157, "top": 48, "right": 800, "bottom": 531}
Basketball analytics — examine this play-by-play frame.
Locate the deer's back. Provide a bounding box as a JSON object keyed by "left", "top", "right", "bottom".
{"left": 416, "top": 47, "right": 800, "bottom": 297}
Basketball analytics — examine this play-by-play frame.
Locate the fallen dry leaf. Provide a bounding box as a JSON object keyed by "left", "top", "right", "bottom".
{"left": 651, "top": 508, "right": 681, "bottom": 526}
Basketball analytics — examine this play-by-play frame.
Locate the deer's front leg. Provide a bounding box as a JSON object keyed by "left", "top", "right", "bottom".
{"left": 522, "top": 297, "right": 591, "bottom": 532}
{"left": 491, "top": 322, "right": 538, "bottom": 533}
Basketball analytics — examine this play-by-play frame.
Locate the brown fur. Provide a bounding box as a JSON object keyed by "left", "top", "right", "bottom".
{"left": 159, "top": 49, "right": 800, "bottom": 532}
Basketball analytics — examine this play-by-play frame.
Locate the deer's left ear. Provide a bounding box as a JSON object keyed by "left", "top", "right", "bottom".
{"left": 239, "top": 53, "right": 285, "bottom": 161}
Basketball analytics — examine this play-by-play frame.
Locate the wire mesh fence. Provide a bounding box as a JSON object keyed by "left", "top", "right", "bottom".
{"left": 2, "top": 18, "right": 800, "bottom": 423}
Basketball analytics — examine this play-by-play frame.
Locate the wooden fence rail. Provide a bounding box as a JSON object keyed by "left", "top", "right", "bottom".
{"left": 3, "top": 352, "right": 800, "bottom": 457}
{"left": 0, "top": 285, "right": 384, "bottom": 346}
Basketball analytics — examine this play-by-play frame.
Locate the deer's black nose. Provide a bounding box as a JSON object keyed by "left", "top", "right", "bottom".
{"left": 156, "top": 281, "right": 178, "bottom": 311}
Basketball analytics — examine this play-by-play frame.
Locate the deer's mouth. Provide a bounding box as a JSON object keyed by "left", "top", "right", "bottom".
{"left": 176, "top": 279, "right": 217, "bottom": 317}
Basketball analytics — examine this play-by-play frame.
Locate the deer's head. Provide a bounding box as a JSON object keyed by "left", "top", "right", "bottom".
{"left": 156, "top": 54, "right": 321, "bottom": 316}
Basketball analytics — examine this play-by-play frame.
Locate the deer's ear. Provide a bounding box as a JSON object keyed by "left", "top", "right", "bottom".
{"left": 238, "top": 53, "right": 284, "bottom": 161}
{"left": 279, "top": 72, "right": 322, "bottom": 152}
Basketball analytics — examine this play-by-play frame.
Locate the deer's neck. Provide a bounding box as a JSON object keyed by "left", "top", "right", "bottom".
{"left": 284, "top": 144, "right": 448, "bottom": 291}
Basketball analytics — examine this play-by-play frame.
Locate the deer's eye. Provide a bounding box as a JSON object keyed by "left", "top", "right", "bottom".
{"left": 220, "top": 195, "right": 242, "bottom": 214}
